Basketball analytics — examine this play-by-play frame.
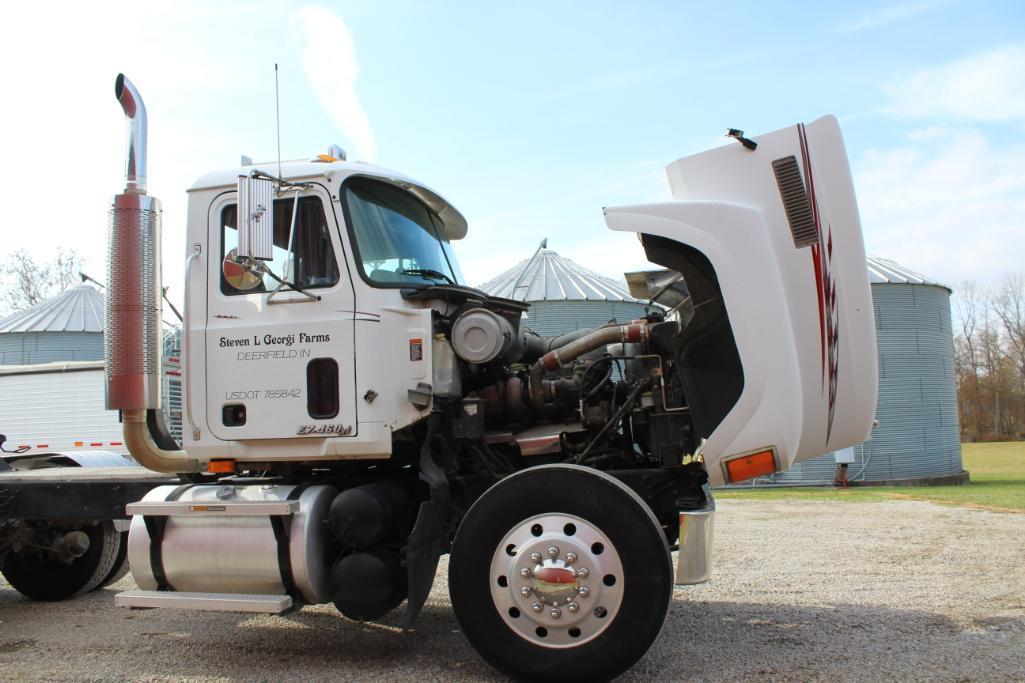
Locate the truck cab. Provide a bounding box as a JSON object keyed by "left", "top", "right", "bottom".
{"left": 185, "top": 161, "right": 470, "bottom": 463}
{"left": 100, "top": 74, "right": 877, "bottom": 681}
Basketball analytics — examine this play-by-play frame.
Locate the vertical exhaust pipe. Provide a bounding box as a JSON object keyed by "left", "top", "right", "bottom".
{"left": 107, "top": 73, "right": 199, "bottom": 473}
{"left": 107, "top": 74, "right": 161, "bottom": 411}
{"left": 115, "top": 74, "right": 147, "bottom": 194}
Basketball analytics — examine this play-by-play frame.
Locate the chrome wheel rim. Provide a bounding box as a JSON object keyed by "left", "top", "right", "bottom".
{"left": 488, "top": 513, "right": 624, "bottom": 648}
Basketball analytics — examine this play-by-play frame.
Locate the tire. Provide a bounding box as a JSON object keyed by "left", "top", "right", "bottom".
{"left": 1, "top": 521, "right": 124, "bottom": 601}
{"left": 449, "top": 464, "right": 673, "bottom": 682}
{"left": 95, "top": 530, "right": 130, "bottom": 589}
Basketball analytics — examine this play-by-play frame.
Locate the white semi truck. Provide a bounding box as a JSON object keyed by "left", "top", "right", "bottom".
{"left": 1, "top": 74, "right": 877, "bottom": 680}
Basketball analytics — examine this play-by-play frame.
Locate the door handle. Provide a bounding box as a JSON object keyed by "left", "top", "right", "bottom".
{"left": 183, "top": 243, "right": 202, "bottom": 442}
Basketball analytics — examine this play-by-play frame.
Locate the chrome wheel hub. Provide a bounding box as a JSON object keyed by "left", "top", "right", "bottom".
{"left": 489, "top": 513, "right": 623, "bottom": 648}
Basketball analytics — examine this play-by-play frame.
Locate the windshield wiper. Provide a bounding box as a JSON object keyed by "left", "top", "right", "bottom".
{"left": 399, "top": 268, "right": 455, "bottom": 285}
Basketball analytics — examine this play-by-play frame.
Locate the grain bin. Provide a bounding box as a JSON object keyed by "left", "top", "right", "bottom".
{"left": 0, "top": 283, "right": 184, "bottom": 444}
{"left": 763, "top": 256, "right": 963, "bottom": 485}
{"left": 0, "top": 285, "right": 105, "bottom": 365}
{"left": 476, "top": 246, "right": 648, "bottom": 335}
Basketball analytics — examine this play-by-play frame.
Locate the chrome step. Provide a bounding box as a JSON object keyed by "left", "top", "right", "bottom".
{"left": 125, "top": 500, "right": 299, "bottom": 516}
{"left": 115, "top": 589, "right": 293, "bottom": 613}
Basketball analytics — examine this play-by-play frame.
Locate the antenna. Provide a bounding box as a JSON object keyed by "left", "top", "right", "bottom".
{"left": 275, "top": 63, "right": 282, "bottom": 179}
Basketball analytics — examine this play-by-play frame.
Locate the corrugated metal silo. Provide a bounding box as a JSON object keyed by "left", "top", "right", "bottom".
{"left": 765, "top": 256, "right": 963, "bottom": 485}
{"left": 477, "top": 246, "right": 648, "bottom": 334}
{"left": 0, "top": 284, "right": 184, "bottom": 444}
{"left": 0, "top": 285, "right": 104, "bottom": 364}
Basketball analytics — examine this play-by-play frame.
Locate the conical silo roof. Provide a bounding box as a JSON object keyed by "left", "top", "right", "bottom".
{"left": 866, "top": 256, "right": 951, "bottom": 291}
{"left": 0, "top": 284, "right": 104, "bottom": 334}
{"left": 478, "top": 249, "right": 643, "bottom": 303}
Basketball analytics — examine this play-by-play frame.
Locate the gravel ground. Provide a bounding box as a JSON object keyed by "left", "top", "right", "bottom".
{"left": 2, "top": 499, "right": 1023, "bottom": 681}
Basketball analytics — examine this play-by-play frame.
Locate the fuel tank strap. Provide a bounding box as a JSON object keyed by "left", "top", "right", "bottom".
{"left": 270, "top": 484, "right": 309, "bottom": 600}
{"left": 143, "top": 516, "right": 172, "bottom": 591}
{"left": 145, "top": 484, "right": 196, "bottom": 591}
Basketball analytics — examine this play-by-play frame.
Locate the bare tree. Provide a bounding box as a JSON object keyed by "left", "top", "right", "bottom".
{"left": 52, "top": 247, "right": 82, "bottom": 293}
{"left": 993, "top": 273, "right": 1025, "bottom": 385}
{"left": 952, "top": 275, "right": 1025, "bottom": 441}
{"left": 0, "top": 248, "right": 85, "bottom": 315}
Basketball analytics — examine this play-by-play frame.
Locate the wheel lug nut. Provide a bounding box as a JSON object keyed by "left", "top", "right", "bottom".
{"left": 567, "top": 602, "right": 579, "bottom": 613}
{"left": 529, "top": 552, "right": 542, "bottom": 563}
{"left": 547, "top": 546, "right": 559, "bottom": 558}
{"left": 520, "top": 586, "right": 533, "bottom": 598}
{"left": 576, "top": 567, "right": 589, "bottom": 578}
{"left": 550, "top": 607, "right": 562, "bottom": 619}
{"left": 532, "top": 602, "right": 544, "bottom": 613}
{"left": 578, "top": 586, "right": 590, "bottom": 597}
{"left": 520, "top": 567, "right": 532, "bottom": 578}
{"left": 565, "top": 552, "right": 577, "bottom": 564}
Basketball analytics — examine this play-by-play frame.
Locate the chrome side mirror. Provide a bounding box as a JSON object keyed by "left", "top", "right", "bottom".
{"left": 237, "top": 174, "right": 275, "bottom": 261}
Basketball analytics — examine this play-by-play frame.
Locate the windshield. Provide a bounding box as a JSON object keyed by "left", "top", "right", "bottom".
{"left": 344, "top": 177, "right": 464, "bottom": 287}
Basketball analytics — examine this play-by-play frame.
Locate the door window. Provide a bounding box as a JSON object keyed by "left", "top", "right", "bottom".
{"left": 221, "top": 196, "right": 339, "bottom": 295}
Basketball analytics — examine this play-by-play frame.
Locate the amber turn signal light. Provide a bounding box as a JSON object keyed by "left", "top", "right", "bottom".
{"left": 724, "top": 449, "right": 777, "bottom": 483}
{"left": 207, "top": 459, "right": 236, "bottom": 474}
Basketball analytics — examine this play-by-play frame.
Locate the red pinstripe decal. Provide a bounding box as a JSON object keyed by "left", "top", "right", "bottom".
{"left": 797, "top": 123, "right": 839, "bottom": 442}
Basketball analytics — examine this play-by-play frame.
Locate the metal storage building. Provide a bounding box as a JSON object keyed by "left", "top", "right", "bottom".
{"left": 477, "top": 246, "right": 648, "bottom": 335}
{"left": 0, "top": 284, "right": 104, "bottom": 365}
{"left": 760, "top": 256, "right": 963, "bottom": 485}
{"left": 0, "top": 284, "right": 184, "bottom": 445}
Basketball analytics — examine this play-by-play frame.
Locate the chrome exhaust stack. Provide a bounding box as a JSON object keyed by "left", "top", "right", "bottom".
{"left": 106, "top": 73, "right": 199, "bottom": 473}
{"left": 106, "top": 74, "right": 161, "bottom": 411}
{"left": 115, "top": 74, "right": 147, "bottom": 194}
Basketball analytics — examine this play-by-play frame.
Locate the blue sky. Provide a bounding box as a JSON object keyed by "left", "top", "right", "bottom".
{"left": 1, "top": 0, "right": 1023, "bottom": 306}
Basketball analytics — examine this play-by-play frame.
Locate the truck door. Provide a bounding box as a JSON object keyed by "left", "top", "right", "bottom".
{"left": 204, "top": 185, "right": 358, "bottom": 442}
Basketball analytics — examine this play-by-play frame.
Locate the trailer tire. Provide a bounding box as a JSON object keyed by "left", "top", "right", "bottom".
{"left": 95, "top": 530, "right": 130, "bottom": 589}
{"left": 1, "top": 521, "right": 124, "bottom": 601}
{"left": 449, "top": 464, "right": 672, "bottom": 682}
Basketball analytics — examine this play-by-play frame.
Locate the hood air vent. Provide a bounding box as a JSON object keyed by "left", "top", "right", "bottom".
{"left": 772, "top": 156, "right": 818, "bottom": 248}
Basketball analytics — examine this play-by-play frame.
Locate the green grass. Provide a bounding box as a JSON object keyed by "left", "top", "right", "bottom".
{"left": 715, "top": 442, "right": 1025, "bottom": 512}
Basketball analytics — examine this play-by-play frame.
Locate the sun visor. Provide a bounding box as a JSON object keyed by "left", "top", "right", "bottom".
{"left": 394, "top": 181, "right": 468, "bottom": 241}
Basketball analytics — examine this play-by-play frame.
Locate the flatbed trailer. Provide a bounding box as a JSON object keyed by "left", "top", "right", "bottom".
{"left": 0, "top": 466, "right": 173, "bottom": 521}
{"left": 0, "top": 465, "right": 173, "bottom": 600}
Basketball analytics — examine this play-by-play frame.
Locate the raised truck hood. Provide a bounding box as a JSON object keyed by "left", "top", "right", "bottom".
{"left": 606, "top": 115, "right": 877, "bottom": 486}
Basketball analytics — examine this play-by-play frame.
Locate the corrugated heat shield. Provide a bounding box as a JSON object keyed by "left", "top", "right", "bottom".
{"left": 772, "top": 156, "right": 818, "bottom": 248}
{"left": 106, "top": 193, "right": 162, "bottom": 410}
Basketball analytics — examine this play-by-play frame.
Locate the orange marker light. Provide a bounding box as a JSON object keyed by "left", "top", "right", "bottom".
{"left": 207, "top": 459, "right": 236, "bottom": 474}
{"left": 724, "top": 449, "right": 777, "bottom": 483}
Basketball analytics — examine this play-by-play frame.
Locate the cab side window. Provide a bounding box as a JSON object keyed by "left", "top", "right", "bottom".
{"left": 221, "top": 196, "right": 339, "bottom": 295}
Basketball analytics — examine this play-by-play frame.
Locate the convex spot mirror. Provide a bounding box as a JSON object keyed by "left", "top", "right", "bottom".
{"left": 222, "top": 248, "right": 263, "bottom": 291}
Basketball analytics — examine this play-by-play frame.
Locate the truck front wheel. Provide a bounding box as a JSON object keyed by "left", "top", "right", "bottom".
{"left": 1, "top": 521, "right": 125, "bottom": 601}
{"left": 449, "top": 464, "right": 673, "bottom": 682}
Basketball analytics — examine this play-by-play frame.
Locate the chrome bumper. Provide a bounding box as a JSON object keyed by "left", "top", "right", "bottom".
{"left": 675, "top": 498, "right": 715, "bottom": 585}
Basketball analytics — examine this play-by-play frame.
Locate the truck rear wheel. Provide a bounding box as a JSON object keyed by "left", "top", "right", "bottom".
{"left": 1, "top": 521, "right": 124, "bottom": 601}
{"left": 95, "top": 528, "right": 130, "bottom": 589}
{"left": 449, "top": 464, "right": 673, "bottom": 682}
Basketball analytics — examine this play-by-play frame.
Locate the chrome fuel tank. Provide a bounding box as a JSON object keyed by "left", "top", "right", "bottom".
{"left": 127, "top": 483, "right": 336, "bottom": 603}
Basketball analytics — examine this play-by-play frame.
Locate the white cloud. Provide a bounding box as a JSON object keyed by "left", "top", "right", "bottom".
{"left": 854, "top": 126, "right": 1025, "bottom": 288}
{"left": 456, "top": 160, "right": 671, "bottom": 287}
{"left": 297, "top": 6, "right": 375, "bottom": 161}
{"left": 884, "top": 43, "right": 1025, "bottom": 122}
{"left": 855, "top": 44, "right": 1025, "bottom": 288}
{"left": 838, "top": 0, "right": 954, "bottom": 32}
